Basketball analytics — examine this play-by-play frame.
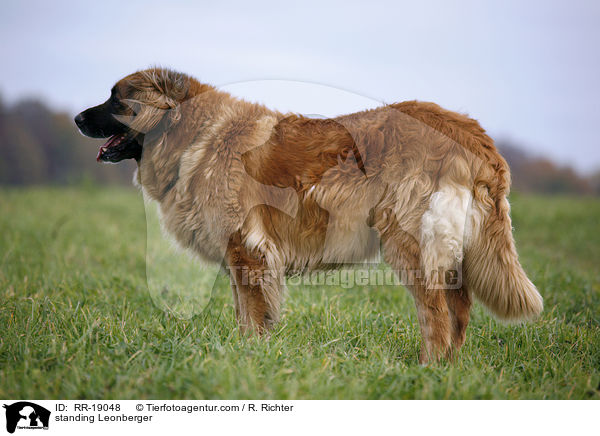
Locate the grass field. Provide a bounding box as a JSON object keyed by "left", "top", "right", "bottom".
{"left": 0, "top": 186, "right": 599, "bottom": 399}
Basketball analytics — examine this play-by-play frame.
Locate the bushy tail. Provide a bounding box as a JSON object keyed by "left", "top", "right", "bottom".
{"left": 464, "top": 197, "right": 543, "bottom": 321}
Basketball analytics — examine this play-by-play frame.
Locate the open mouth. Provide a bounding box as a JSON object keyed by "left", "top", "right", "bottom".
{"left": 97, "top": 134, "right": 125, "bottom": 161}
{"left": 96, "top": 133, "right": 142, "bottom": 163}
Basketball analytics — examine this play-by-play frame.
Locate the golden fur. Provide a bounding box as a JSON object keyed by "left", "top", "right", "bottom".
{"left": 113, "top": 68, "right": 542, "bottom": 363}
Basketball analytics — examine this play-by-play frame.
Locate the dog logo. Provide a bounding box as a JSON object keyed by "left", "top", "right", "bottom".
{"left": 3, "top": 402, "right": 50, "bottom": 433}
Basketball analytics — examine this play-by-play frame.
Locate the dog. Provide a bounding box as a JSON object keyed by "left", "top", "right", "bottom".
{"left": 75, "top": 68, "right": 543, "bottom": 363}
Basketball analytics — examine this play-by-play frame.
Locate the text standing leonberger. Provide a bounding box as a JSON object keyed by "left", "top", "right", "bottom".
{"left": 75, "top": 68, "right": 543, "bottom": 363}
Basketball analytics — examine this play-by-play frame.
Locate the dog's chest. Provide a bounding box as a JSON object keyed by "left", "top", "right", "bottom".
{"left": 159, "top": 187, "right": 234, "bottom": 263}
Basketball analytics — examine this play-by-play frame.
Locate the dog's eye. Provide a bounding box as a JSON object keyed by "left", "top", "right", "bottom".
{"left": 111, "top": 99, "right": 124, "bottom": 110}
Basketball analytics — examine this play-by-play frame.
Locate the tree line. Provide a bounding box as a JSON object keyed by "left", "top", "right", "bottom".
{"left": 497, "top": 141, "right": 599, "bottom": 195}
{"left": 0, "top": 96, "right": 598, "bottom": 194}
{"left": 0, "top": 97, "right": 134, "bottom": 185}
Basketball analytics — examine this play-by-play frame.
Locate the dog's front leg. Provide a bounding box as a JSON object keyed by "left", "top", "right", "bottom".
{"left": 230, "top": 279, "right": 242, "bottom": 323}
{"left": 226, "top": 231, "right": 280, "bottom": 335}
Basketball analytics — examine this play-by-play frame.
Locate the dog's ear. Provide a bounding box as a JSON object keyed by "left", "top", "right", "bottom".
{"left": 123, "top": 68, "right": 190, "bottom": 132}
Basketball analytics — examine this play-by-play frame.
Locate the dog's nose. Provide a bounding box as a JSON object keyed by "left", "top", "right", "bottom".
{"left": 74, "top": 112, "right": 85, "bottom": 127}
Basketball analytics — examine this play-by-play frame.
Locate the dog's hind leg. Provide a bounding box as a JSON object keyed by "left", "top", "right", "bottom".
{"left": 415, "top": 183, "right": 476, "bottom": 360}
{"left": 226, "top": 231, "right": 281, "bottom": 335}
{"left": 377, "top": 213, "right": 452, "bottom": 363}
{"left": 445, "top": 286, "right": 472, "bottom": 355}
{"left": 410, "top": 285, "right": 452, "bottom": 363}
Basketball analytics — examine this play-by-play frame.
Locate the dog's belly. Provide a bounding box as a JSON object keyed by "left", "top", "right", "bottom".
{"left": 318, "top": 216, "right": 381, "bottom": 265}
{"left": 279, "top": 208, "right": 382, "bottom": 274}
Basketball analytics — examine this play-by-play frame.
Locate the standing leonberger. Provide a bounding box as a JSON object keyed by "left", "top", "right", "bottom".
{"left": 75, "top": 68, "right": 542, "bottom": 363}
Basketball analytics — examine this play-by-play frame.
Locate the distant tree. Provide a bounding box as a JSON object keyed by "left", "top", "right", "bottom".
{"left": 497, "top": 140, "right": 594, "bottom": 195}
{"left": 0, "top": 98, "right": 135, "bottom": 186}
{"left": 588, "top": 170, "right": 600, "bottom": 195}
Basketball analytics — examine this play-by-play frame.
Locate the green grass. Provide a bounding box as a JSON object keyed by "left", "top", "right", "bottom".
{"left": 0, "top": 186, "right": 599, "bottom": 399}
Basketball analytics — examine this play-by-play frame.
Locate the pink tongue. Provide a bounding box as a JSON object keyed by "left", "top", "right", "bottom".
{"left": 96, "top": 134, "right": 123, "bottom": 161}
{"left": 105, "top": 134, "right": 122, "bottom": 148}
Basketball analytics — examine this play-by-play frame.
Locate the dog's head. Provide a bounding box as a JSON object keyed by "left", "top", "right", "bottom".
{"left": 75, "top": 68, "right": 190, "bottom": 162}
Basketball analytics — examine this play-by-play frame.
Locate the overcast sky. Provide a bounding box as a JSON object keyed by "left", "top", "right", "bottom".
{"left": 1, "top": 0, "right": 599, "bottom": 172}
